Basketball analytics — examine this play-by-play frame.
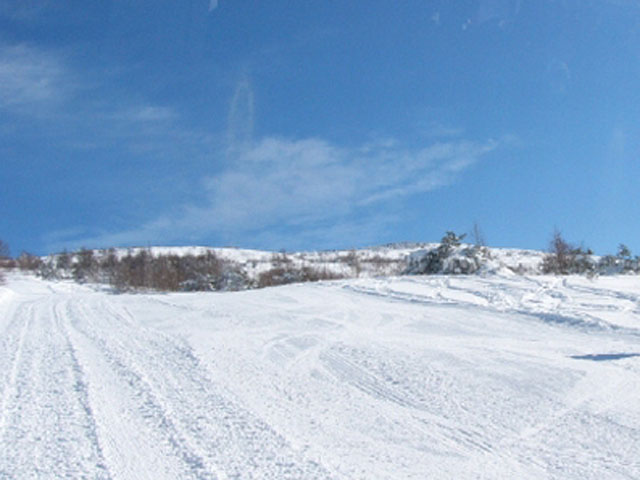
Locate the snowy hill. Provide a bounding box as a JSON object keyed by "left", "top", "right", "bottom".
{"left": 141, "top": 243, "right": 547, "bottom": 277}
{"left": 1, "top": 271, "right": 639, "bottom": 479}
{"left": 37, "top": 243, "right": 550, "bottom": 292}
{"left": 107, "top": 242, "right": 548, "bottom": 277}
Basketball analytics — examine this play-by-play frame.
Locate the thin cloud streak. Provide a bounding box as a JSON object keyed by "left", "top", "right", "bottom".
{"left": 7, "top": 46, "right": 499, "bottom": 253}
{"left": 0, "top": 44, "right": 66, "bottom": 111}
{"left": 54, "top": 134, "right": 501, "bottom": 251}
{"left": 226, "top": 75, "right": 255, "bottom": 156}
{"left": 0, "top": 42, "right": 218, "bottom": 160}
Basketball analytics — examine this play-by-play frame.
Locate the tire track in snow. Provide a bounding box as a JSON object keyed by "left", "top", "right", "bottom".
{"left": 0, "top": 303, "right": 31, "bottom": 440}
{"left": 342, "top": 281, "right": 638, "bottom": 336}
{"left": 69, "top": 305, "right": 219, "bottom": 480}
{"left": 320, "top": 348, "right": 418, "bottom": 410}
{"left": 53, "top": 301, "right": 113, "bottom": 480}
{"left": 67, "top": 297, "right": 333, "bottom": 480}
{"left": 0, "top": 298, "right": 111, "bottom": 479}
{"left": 319, "top": 342, "right": 485, "bottom": 460}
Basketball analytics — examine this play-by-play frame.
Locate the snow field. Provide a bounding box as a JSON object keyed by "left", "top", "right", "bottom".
{"left": 0, "top": 273, "right": 639, "bottom": 479}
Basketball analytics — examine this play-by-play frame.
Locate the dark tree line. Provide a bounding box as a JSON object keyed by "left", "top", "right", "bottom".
{"left": 38, "top": 247, "right": 354, "bottom": 291}
{"left": 256, "top": 252, "right": 344, "bottom": 288}
{"left": 3, "top": 229, "right": 640, "bottom": 292}
{"left": 38, "top": 248, "right": 251, "bottom": 292}
{"left": 541, "top": 231, "right": 640, "bottom": 275}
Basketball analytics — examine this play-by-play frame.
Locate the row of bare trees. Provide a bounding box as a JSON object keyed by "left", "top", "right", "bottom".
{"left": 0, "top": 241, "right": 39, "bottom": 284}
{"left": 37, "top": 248, "right": 354, "bottom": 291}
{"left": 2, "top": 229, "right": 639, "bottom": 291}
{"left": 0, "top": 240, "right": 47, "bottom": 278}
{"left": 541, "top": 230, "right": 640, "bottom": 275}
{"left": 36, "top": 248, "right": 251, "bottom": 292}
{"left": 257, "top": 252, "right": 345, "bottom": 288}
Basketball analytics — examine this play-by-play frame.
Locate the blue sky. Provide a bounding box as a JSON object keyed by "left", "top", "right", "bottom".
{"left": 1, "top": 0, "right": 639, "bottom": 256}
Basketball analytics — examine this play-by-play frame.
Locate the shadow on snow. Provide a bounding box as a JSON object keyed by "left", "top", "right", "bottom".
{"left": 570, "top": 353, "right": 640, "bottom": 362}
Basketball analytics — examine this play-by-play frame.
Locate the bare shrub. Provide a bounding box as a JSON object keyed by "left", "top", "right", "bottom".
{"left": 177, "top": 252, "right": 225, "bottom": 291}
{"left": 258, "top": 265, "right": 344, "bottom": 288}
{"left": 73, "top": 248, "right": 98, "bottom": 282}
{"left": 299, "top": 266, "right": 345, "bottom": 283}
{"left": 100, "top": 250, "right": 246, "bottom": 292}
{"left": 37, "top": 258, "right": 58, "bottom": 280}
{"left": 112, "top": 249, "right": 152, "bottom": 290}
{"left": 362, "top": 254, "right": 403, "bottom": 276}
{"left": 471, "top": 222, "right": 486, "bottom": 247}
{"left": 597, "top": 244, "right": 640, "bottom": 274}
{"left": 0, "top": 258, "right": 16, "bottom": 269}
{"left": 149, "top": 254, "right": 183, "bottom": 291}
{"left": 541, "top": 230, "right": 594, "bottom": 275}
{"left": 618, "top": 244, "right": 631, "bottom": 259}
{"left": 616, "top": 244, "right": 638, "bottom": 273}
{"left": 365, "top": 255, "right": 397, "bottom": 266}
{"left": 271, "top": 251, "right": 292, "bottom": 267}
{"left": 339, "top": 250, "right": 362, "bottom": 277}
{"left": 17, "top": 252, "right": 42, "bottom": 271}
{"left": 100, "top": 248, "right": 119, "bottom": 283}
{"left": 56, "top": 250, "right": 72, "bottom": 270}
{"left": 210, "top": 261, "right": 250, "bottom": 291}
{"left": 541, "top": 231, "right": 572, "bottom": 274}
{"left": 257, "top": 266, "right": 298, "bottom": 288}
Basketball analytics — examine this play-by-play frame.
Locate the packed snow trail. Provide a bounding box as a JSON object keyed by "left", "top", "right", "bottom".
{"left": 0, "top": 288, "right": 110, "bottom": 479}
{"left": 1, "top": 273, "right": 639, "bottom": 479}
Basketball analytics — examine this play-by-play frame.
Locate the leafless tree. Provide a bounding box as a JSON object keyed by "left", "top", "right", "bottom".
{"left": 17, "top": 252, "right": 42, "bottom": 272}
{"left": 541, "top": 230, "right": 594, "bottom": 275}
{"left": 341, "top": 250, "right": 362, "bottom": 277}
{"left": 73, "top": 248, "right": 97, "bottom": 282}
{"left": 471, "top": 222, "right": 486, "bottom": 247}
{"left": 542, "top": 230, "right": 573, "bottom": 274}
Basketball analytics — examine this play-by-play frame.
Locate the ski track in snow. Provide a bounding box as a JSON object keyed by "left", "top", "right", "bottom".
{"left": 0, "top": 297, "right": 110, "bottom": 479}
{"left": 1, "top": 273, "right": 639, "bottom": 479}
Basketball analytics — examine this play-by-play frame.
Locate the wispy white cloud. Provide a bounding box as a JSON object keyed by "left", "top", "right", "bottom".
{"left": 0, "top": 42, "right": 217, "bottom": 160}
{"left": 6, "top": 44, "right": 500, "bottom": 252}
{"left": 196, "top": 136, "right": 497, "bottom": 232}
{"left": 226, "top": 75, "right": 255, "bottom": 156}
{"left": 0, "top": 44, "right": 66, "bottom": 111}
{"left": 52, "top": 134, "right": 501, "bottom": 251}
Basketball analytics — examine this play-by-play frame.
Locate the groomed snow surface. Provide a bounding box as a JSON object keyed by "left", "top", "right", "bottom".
{"left": 1, "top": 272, "right": 639, "bottom": 479}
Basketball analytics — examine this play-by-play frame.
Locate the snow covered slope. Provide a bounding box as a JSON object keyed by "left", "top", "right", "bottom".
{"left": 1, "top": 272, "right": 639, "bottom": 479}
{"left": 41, "top": 243, "right": 547, "bottom": 286}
